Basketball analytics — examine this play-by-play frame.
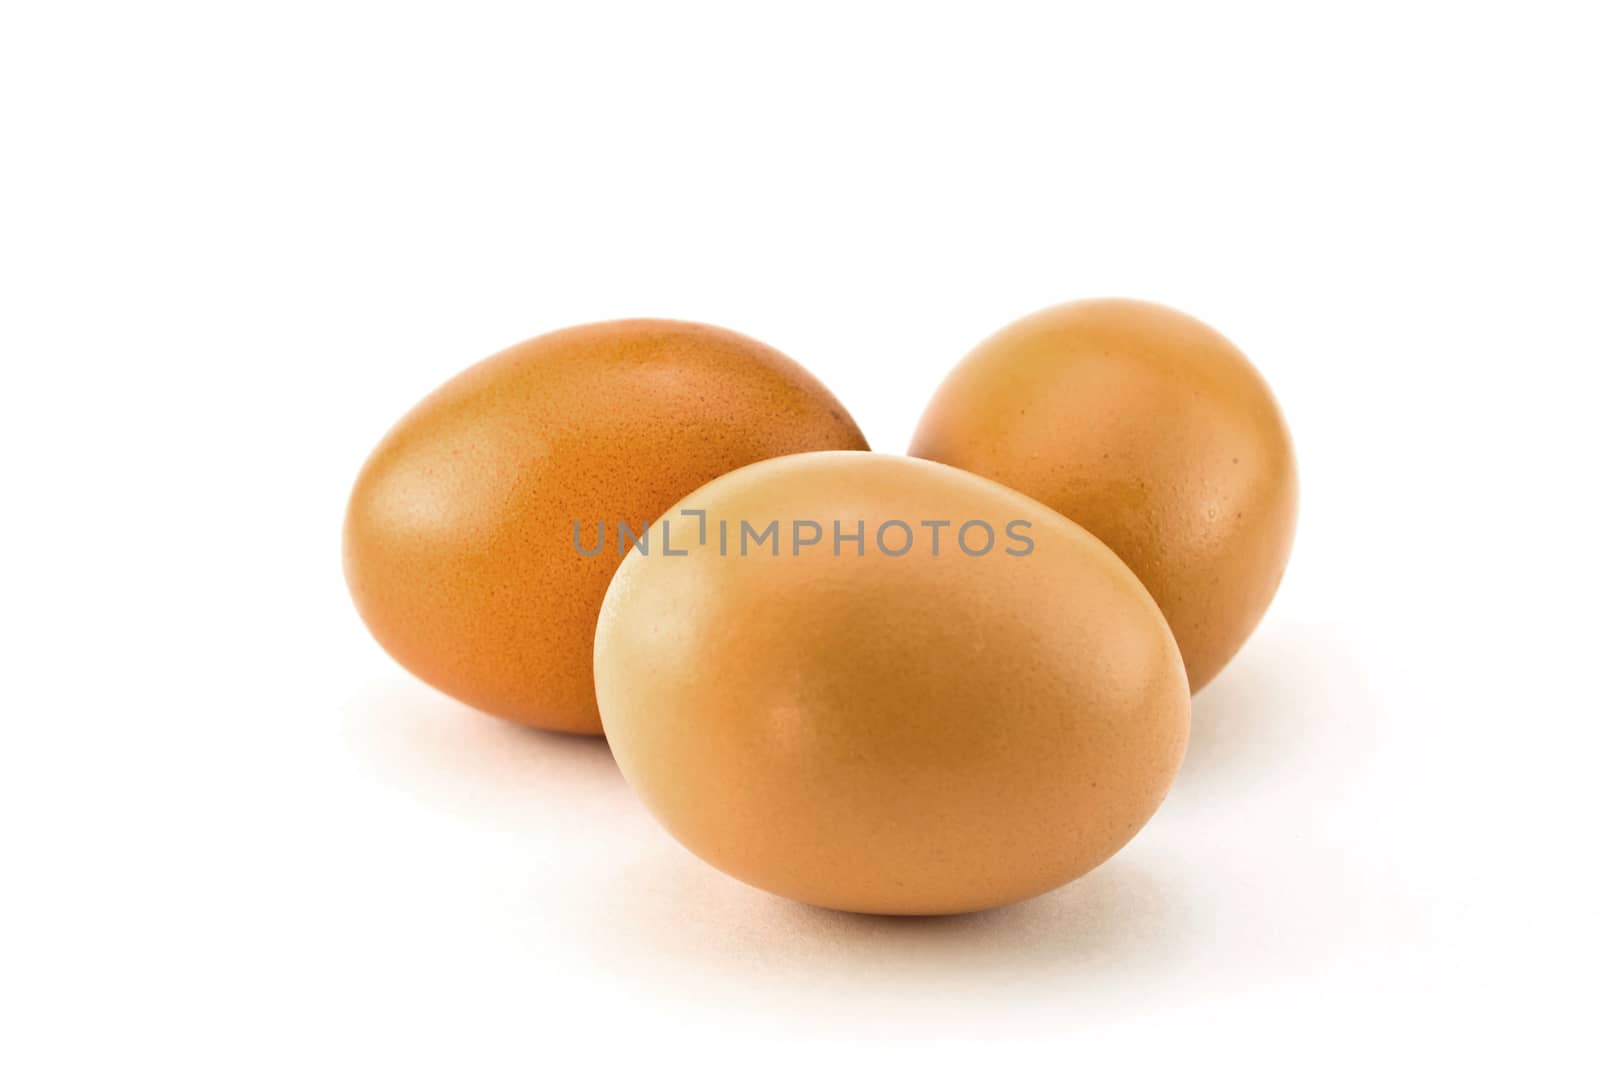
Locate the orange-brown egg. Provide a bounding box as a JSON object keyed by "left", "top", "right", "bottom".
{"left": 911, "top": 299, "right": 1297, "bottom": 693}
{"left": 344, "top": 319, "right": 868, "bottom": 733}
{"left": 595, "top": 452, "right": 1189, "bottom": 915}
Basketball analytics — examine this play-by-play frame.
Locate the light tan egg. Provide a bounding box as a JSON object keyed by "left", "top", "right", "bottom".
{"left": 595, "top": 452, "right": 1189, "bottom": 915}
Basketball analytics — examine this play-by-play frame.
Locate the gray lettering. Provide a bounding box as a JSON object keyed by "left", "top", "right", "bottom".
{"left": 617, "top": 520, "right": 649, "bottom": 556}
{"left": 1005, "top": 519, "right": 1035, "bottom": 557}
{"left": 741, "top": 519, "right": 779, "bottom": 556}
{"left": 574, "top": 520, "right": 605, "bottom": 557}
{"left": 661, "top": 519, "right": 687, "bottom": 557}
{"left": 834, "top": 519, "right": 865, "bottom": 556}
{"left": 958, "top": 519, "right": 995, "bottom": 556}
{"left": 679, "top": 508, "right": 708, "bottom": 545}
{"left": 876, "top": 519, "right": 913, "bottom": 557}
{"left": 793, "top": 520, "right": 822, "bottom": 555}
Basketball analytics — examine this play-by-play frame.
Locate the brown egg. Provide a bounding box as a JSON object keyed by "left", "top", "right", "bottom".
{"left": 910, "top": 299, "right": 1297, "bottom": 693}
{"left": 595, "top": 452, "right": 1189, "bottom": 915}
{"left": 343, "top": 319, "right": 868, "bottom": 734}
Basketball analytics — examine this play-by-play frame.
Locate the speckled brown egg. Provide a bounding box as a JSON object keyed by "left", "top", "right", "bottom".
{"left": 595, "top": 452, "right": 1190, "bottom": 915}
{"left": 343, "top": 319, "right": 868, "bottom": 734}
{"left": 910, "top": 299, "right": 1297, "bottom": 693}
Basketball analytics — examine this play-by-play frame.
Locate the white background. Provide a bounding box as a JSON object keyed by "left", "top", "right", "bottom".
{"left": 4, "top": 2, "right": 1597, "bottom": 1061}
